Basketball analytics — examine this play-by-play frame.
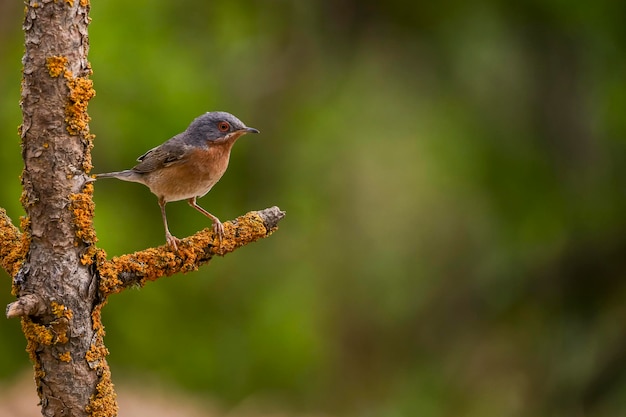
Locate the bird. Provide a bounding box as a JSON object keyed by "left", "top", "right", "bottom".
{"left": 96, "top": 111, "right": 259, "bottom": 250}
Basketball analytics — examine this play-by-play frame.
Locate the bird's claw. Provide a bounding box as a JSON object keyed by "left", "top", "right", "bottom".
{"left": 165, "top": 233, "right": 181, "bottom": 251}
{"left": 212, "top": 220, "right": 224, "bottom": 244}
{"left": 163, "top": 221, "right": 222, "bottom": 250}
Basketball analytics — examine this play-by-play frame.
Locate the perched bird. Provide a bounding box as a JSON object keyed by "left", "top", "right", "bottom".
{"left": 96, "top": 111, "right": 259, "bottom": 250}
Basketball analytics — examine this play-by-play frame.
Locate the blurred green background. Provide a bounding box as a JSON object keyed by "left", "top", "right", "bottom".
{"left": 2, "top": 0, "right": 626, "bottom": 416}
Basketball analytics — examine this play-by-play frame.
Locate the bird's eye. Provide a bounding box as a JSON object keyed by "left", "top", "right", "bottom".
{"left": 218, "top": 121, "right": 230, "bottom": 132}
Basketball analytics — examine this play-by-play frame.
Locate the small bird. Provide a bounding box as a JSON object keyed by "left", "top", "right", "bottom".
{"left": 96, "top": 111, "right": 259, "bottom": 250}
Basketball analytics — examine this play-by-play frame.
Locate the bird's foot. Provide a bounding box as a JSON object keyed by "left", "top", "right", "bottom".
{"left": 165, "top": 232, "right": 181, "bottom": 251}
{"left": 212, "top": 220, "right": 224, "bottom": 244}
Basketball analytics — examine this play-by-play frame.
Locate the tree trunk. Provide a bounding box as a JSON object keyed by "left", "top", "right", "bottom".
{"left": 17, "top": 1, "right": 104, "bottom": 416}
{"left": 2, "top": 2, "right": 284, "bottom": 416}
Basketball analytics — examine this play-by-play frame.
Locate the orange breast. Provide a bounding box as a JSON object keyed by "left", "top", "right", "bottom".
{"left": 143, "top": 143, "right": 233, "bottom": 202}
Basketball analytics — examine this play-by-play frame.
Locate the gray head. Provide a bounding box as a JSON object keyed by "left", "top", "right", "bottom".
{"left": 185, "top": 111, "right": 259, "bottom": 145}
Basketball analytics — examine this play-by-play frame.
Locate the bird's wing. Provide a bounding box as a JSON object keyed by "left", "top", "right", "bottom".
{"left": 132, "top": 136, "right": 192, "bottom": 174}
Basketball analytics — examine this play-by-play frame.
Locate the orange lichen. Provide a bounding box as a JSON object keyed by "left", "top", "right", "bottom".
{"left": 20, "top": 182, "right": 33, "bottom": 208}
{"left": 24, "top": 303, "right": 73, "bottom": 345}
{"left": 80, "top": 0, "right": 89, "bottom": 6}
{"left": 90, "top": 313, "right": 103, "bottom": 339}
{"left": 22, "top": 317, "right": 46, "bottom": 396}
{"left": 86, "top": 298, "right": 118, "bottom": 416}
{"left": 45, "top": 56, "right": 68, "bottom": 78}
{"left": 85, "top": 340, "right": 109, "bottom": 364}
{"left": 53, "top": 326, "right": 69, "bottom": 344}
{"left": 64, "top": 70, "right": 95, "bottom": 136}
{"left": 22, "top": 318, "right": 54, "bottom": 346}
{"left": 59, "top": 351, "right": 72, "bottom": 362}
{"left": 0, "top": 209, "right": 28, "bottom": 280}
{"left": 44, "top": 58, "right": 96, "bottom": 136}
{"left": 51, "top": 301, "right": 73, "bottom": 320}
{"left": 65, "top": 0, "right": 74, "bottom": 6}
{"left": 82, "top": 133, "right": 95, "bottom": 173}
{"left": 97, "top": 210, "right": 276, "bottom": 296}
{"left": 86, "top": 367, "right": 118, "bottom": 417}
{"left": 212, "top": 211, "right": 270, "bottom": 255}
{"left": 69, "top": 183, "right": 98, "bottom": 264}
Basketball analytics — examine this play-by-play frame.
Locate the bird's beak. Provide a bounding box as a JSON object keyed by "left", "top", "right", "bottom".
{"left": 224, "top": 127, "right": 259, "bottom": 142}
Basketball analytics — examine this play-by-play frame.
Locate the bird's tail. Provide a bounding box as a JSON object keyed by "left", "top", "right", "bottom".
{"left": 95, "top": 170, "right": 143, "bottom": 183}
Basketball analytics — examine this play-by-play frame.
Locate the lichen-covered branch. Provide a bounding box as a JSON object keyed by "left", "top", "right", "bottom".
{"left": 98, "top": 206, "right": 285, "bottom": 296}
{"left": 0, "top": 208, "right": 28, "bottom": 278}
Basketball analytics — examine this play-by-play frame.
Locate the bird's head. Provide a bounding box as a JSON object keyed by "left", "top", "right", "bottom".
{"left": 186, "top": 111, "right": 259, "bottom": 146}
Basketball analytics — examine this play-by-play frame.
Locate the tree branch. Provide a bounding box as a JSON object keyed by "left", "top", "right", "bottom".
{"left": 0, "top": 208, "right": 28, "bottom": 278}
{"left": 98, "top": 206, "right": 285, "bottom": 296}
{"left": 6, "top": 293, "right": 46, "bottom": 318}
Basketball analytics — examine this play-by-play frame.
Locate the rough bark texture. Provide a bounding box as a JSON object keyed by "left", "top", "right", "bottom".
{"left": 2, "top": 2, "right": 285, "bottom": 416}
{"left": 17, "top": 1, "right": 103, "bottom": 416}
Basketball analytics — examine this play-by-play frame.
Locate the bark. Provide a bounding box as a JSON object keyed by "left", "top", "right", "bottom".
{"left": 15, "top": 1, "right": 101, "bottom": 416}
{"left": 2, "top": 2, "right": 284, "bottom": 416}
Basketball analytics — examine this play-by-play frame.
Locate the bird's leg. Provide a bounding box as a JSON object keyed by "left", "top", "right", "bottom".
{"left": 187, "top": 197, "right": 224, "bottom": 242}
{"left": 159, "top": 197, "right": 180, "bottom": 250}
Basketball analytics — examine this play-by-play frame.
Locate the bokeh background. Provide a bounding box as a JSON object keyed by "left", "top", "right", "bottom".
{"left": 1, "top": 1, "right": 626, "bottom": 416}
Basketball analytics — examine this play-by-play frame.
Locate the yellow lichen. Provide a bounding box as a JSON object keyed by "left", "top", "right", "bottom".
{"left": 212, "top": 211, "right": 270, "bottom": 256}
{"left": 82, "top": 133, "right": 95, "bottom": 173}
{"left": 69, "top": 183, "right": 98, "bottom": 264}
{"left": 81, "top": 245, "right": 98, "bottom": 265}
{"left": 20, "top": 183, "right": 34, "bottom": 208}
{"left": 22, "top": 318, "right": 47, "bottom": 397}
{"left": 96, "top": 255, "right": 123, "bottom": 295}
{"left": 64, "top": 70, "right": 95, "bottom": 136}
{"left": 39, "top": 304, "right": 73, "bottom": 345}
{"left": 85, "top": 341, "right": 109, "bottom": 364}
{"left": 85, "top": 300, "right": 118, "bottom": 416}
{"left": 0, "top": 209, "right": 28, "bottom": 281}
{"left": 51, "top": 301, "right": 73, "bottom": 320}
{"left": 65, "top": 0, "right": 74, "bottom": 6}
{"left": 59, "top": 351, "right": 72, "bottom": 362}
{"left": 54, "top": 328, "right": 69, "bottom": 344}
{"left": 90, "top": 299, "right": 109, "bottom": 344}
{"left": 45, "top": 56, "right": 68, "bottom": 78}
{"left": 97, "top": 210, "right": 275, "bottom": 296}
{"left": 86, "top": 367, "right": 118, "bottom": 417}
{"left": 21, "top": 311, "right": 71, "bottom": 346}
{"left": 22, "top": 318, "right": 54, "bottom": 346}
